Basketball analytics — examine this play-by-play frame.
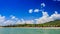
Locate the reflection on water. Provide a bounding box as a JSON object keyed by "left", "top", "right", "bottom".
{"left": 0, "top": 27, "right": 60, "bottom": 34}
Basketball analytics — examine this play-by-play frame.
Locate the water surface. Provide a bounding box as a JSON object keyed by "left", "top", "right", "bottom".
{"left": 0, "top": 27, "right": 60, "bottom": 34}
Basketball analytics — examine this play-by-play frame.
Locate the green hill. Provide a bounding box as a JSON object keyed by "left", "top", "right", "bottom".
{"left": 40, "top": 20, "right": 60, "bottom": 27}
{"left": 3, "top": 20, "right": 60, "bottom": 27}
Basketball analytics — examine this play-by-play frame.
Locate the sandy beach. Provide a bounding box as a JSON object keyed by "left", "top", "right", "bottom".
{"left": 0, "top": 27, "right": 60, "bottom": 29}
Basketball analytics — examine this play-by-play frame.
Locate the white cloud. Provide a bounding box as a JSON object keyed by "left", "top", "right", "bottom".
{"left": 21, "top": 19, "right": 25, "bottom": 23}
{"left": 35, "top": 11, "right": 50, "bottom": 24}
{"left": 4, "top": 20, "right": 16, "bottom": 25}
{"left": 10, "top": 15, "right": 16, "bottom": 19}
{"left": 50, "top": 11, "right": 60, "bottom": 20}
{"left": 16, "top": 20, "right": 25, "bottom": 24}
{"left": 29, "top": 9, "right": 33, "bottom": 13}
{"left": 25, "top": 20, "right": 34, "bottom": 24}
{"left": 42, "top": 11, "right": 49, "bottom": 17}
{"left": 8, "top": 11, "right": 60, "bottom": 24}
{"left": 0, "top": 11, "right": 60, "bottom": 26}
{"left": 0, "top": 15, "right": 6, "bottom": 26}
{"left": 34, "top": 9, "right": 40, "bottom": 12}
{"left": 16, "top": 19, "right": 34, "bottom": 24}
{"left": 41, "top": 3, "right": 45, "bottom": 7}
{"left": 0, "top": 15, "right": 18, "bottom": 26}
{"left": 35, "top": 11, "right": 60, "bottom": 24}
{"left": 10, "top": 15, "right": 18, "bottom": 21}
{"left": 0, "top": 15, "right": 5, "bottom": 23}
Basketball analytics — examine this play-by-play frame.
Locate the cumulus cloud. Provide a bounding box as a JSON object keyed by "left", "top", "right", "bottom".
{"left": 34, "top": 9, "right": 40, "bottom": 12}
{"left": 0, "top": 11, "right": 60, "bottom": 26}
{"left": 16, "top": 20, "right": 25, "bottom": 24}
{"left": 29, "top": 3, "right": 46, "bottom": 13}
{"left": 41, "top": 3, "right": 45, "bottom": 7}
{"left": 0, "top": 15, "right": 6, "bottom": 26}
{"left": 10, "top": 15, "right": 16, "bottom": 19}
{"left": 0, "top": 2, "right": 59, "bottom": 25}
{"left": 35, "top": 11, "right": 60, "bottom": 24}
{"left": 0, "top": 15, "right": 18, "bottom": 26}
{"left": 50, "top": 11, "right": 60, "bottom": 20}
{"left": 35, "top": 11, "right": 49, "bottom": 24}
{"left": 29, "top": 9, "right": 33, "bottom": 13}
{"left": 0, "top": 15, "right": 5, "bottom": 23}
{"left": 25, "top": 20, "right": 34, "bottom": 24}
{"left": 10, "top": 15, "right": 18, "bottom": 20}
{"left": 4, "top": 20, "right": 16, "bottom": 25}
{"left": 0, "top": 15, "right": 35, "bottom": 26}
{"left": 16, "top": 19, "right": 34, "bottom": 24}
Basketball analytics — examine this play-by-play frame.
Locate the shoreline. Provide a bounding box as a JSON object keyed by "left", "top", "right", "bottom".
{"left": 0, "top": 27, "right": 60, "bottom": 29}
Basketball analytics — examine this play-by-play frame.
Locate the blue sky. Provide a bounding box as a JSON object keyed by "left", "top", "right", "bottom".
{"left": 0, "top": 0, "right": 60, "bottom": 20}
{"left": 0, "top": 0, "right": 60, "bottom": 25}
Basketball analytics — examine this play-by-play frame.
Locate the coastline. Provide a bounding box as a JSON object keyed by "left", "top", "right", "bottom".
{"left": 0, "top": 27, "right": 60, "bottom": 29}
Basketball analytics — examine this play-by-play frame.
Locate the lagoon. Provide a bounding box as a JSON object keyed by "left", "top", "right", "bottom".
{"left": 0, "top": 27, "right": 60, "bottom": 34}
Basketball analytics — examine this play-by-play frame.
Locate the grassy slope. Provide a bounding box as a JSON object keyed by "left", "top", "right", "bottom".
{"left": 41, "top": 20, "right": 60, "bottom": 27}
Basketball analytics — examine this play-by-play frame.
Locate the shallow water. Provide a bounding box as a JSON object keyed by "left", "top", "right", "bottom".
{"left": 0, "top": 27, "right": 60, "bottom": 34}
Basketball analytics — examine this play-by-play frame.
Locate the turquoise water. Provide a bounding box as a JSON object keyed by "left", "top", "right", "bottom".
{"left": 0, "top": 28, "right": 60, "bottom": 34}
